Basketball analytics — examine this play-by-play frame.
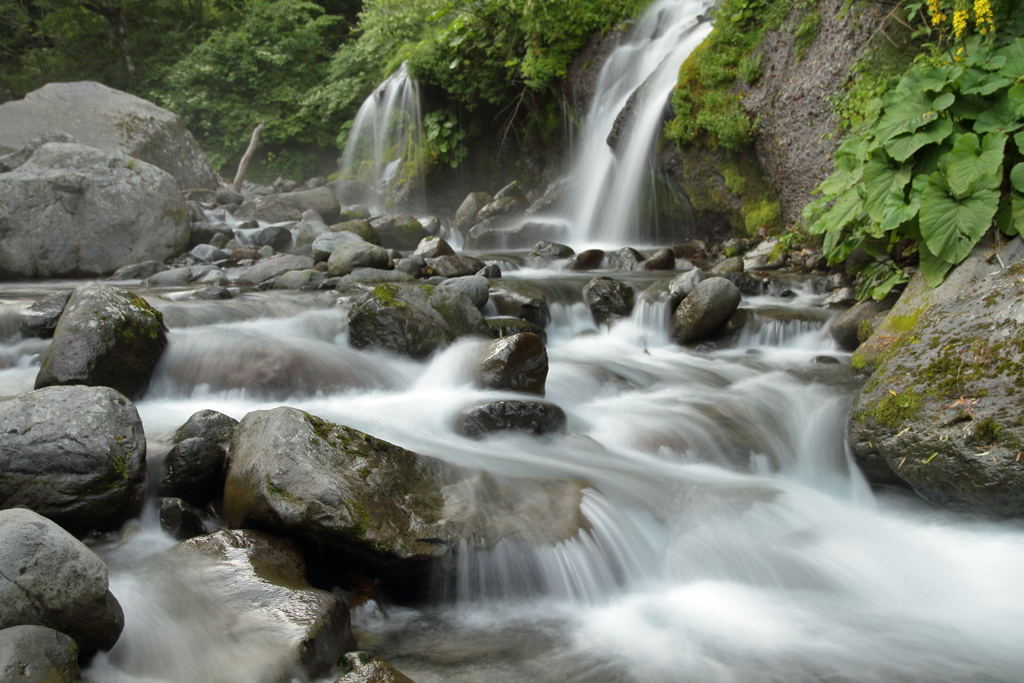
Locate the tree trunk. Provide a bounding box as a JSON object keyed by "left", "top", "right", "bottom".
{"left": 82, "top": 0, "right": 136, "bottom": 90}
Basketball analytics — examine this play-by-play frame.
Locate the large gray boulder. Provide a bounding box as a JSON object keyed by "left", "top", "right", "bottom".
{"left": 0, "top": 143, "right": 190, "bottom": 278}
{"left": 671, "top": 277, "right": 742, "bottom": 344}
{"left": 0, "top": 508, "right": 124, "bottom": 655}
{"left": 327, "top": 242, "right": 390, "bottom": 278}
{"left": 0, "top": 385, "right": 147, "bottom": 535}
{"left": 0, "top": 81, "right": 217, "bottom": 190}
{"left": 848, "top": 239, "right": 1024, "bottom": 515}
{"left": 233, "top": 187, "right": 341, "bottom": 224}
{"left": 223, "top": 408, "right": 588, "bottom": 588}
{"left": 177, "top": 530, "right": 355, "bottom": 679}
{"left": 476, "top": 332, "right": 548, "bottom": 395}
{"left": 235, "top": 254, "right": 315, "bottom": 286}
{"left": 0, "top": 625, "right": 81, "bottom": 683}
{"left": 34, "top": 284, "right": 167, "bottom": 400}
{"left": 488, "top": 281, "right": 551, "bottom": 328}
{"left": 347, "top": 283, "right": 490, "bottom": 359}
{"left": 584, "top": 277, "right": 636, "bottom": 325}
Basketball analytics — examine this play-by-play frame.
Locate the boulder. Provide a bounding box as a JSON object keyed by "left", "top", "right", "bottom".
{"left": 234, "top": 187, "right": 341, "bottom": 224}
{"left": 476, "top": 333, "right": 548, "bottom": 395}
{"left": 327, "top": 179, "right": 382, "bottom": 208}
{"left": 159, "top": 437, "right": 227, "bottom": 507}
{"left": 190, "top": 285, "right": 233, "bottom": 300}
{"left": 18, "top": 291, "right": 72, "bottom": 339}
{"left": 455, "top": 192, "right": 493, "bottom": 231}
{"left": 312, "top": 231, "right": 365, "bottom": 262}
{"left": 412, "top": 235, "right": 455, "bottom": 259}
{"left": 372, "top": 215, "right": 427, "bottom": 250}
{"left": 0, "top": 625, "right": 80, "bottom": 683}
{"left": 464, "top": 219, "right": 564, "bottom": 250}
{"left": 159, "top": 497, "right": 207, "bottom": 540}
{"left": 455, "top": 400, "right": 567, "bottom": 438}
{"left": 475, "top": 196, "right": 527, "bottom": 224}
{"left": 190, "top": 244, "right": 229, "bottom": 263}
{"left": 293, "top": 213, "right": 330, "bottom": 247}
{"left": 607, "top": 247, "right": 644, "bottom": 271}
{"left": 488, "top": 282, "right": 551, "bottom": 328}
{"left": 249, "top": 224, "right": 293, "bottom": 252}
{"left": 709, "top": 255, "right": 745, "bottom": 275}
{"left": 848, "top": 239, "right": 1024, "bottom": 514}
{"left": 671, "top": 277, "right": 742, "bottom": 344}
{"left": 426, "top": 255, "right": 485, "bottom": 278}
{"left": 34, "top": 284, "right": 167, "bottom": 400}
{"left": 236, "top": 255, "right": 315, "bottom": 286}
{"left": 347, "top": 283, "right": 489, "bottom": 359}
{"left": 173, "top": 409, "right": 239, "bottom": 444}
{"left": 0, "top": 508, "right": 124, "bottom": 655}
{"left": 223, "top": 408, "right": 586, "bottom": 588}
{"left": 828, "top": 295, "right": 898, "bottom": 351}
{"left": 108, "top": 261, "right": 168, "bottom": 281}
{"left": 439, "top": 275, "right": 489, "bottom": 310}
{"left": 327, "top": 242, "right": 390, "bottom": 278}
{"left": 0, "top": 385, "right": 146, "bottom": 534}
{"left": 0, "top": 81, "right": 217, "bottom": 190}
{"left": 143, "top": 265, "right": 211, "bottom": 287}
{"left": 529, "top": 241, "right": 575, "bottom": 260}
{"left": 334, "top": 269, "right": 417, "bottom": 297}
{"left": 0, "top": 143, "right": 189, "bottom": 278}
{"left": 273, "top": 269, "right": 324, "bottom": 290}
{"left": 563, "top": 249, "right": 605, "bottom": 271}
{"left": 584, "top": 277, "right": 636, "bottom": 325}
{"left": 486, "top": 318, "right": 547, "bottom": 345}
{"left": 176, "top": 530, "right": 356, "bottom": 679}
{"left": 642, "top": 248, "right": 675, "bottom": 270}
{"left": 335, "top": 652, "right": 415, "bottom": 683}
{"left": 330, "top": 219, "right": 381, "bottom": 245}
{"left": 668, "top": 268, "right": 706, "bottom": 305}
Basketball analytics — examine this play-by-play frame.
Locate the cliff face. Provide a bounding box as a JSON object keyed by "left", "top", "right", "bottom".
{"left": 741, "top": 0, "right": 888, "bottom": 227}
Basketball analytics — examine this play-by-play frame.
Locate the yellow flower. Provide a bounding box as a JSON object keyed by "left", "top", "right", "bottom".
{"left": 953, "top": 7, "right": 969, "bottom": 38}
{"left": 974, "top": 0, "right": 995, "bottom": 33}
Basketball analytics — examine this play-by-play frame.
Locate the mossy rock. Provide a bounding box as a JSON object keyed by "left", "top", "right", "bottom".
{"left": 848, "top": 239, "right": 1024, "bottom": 515}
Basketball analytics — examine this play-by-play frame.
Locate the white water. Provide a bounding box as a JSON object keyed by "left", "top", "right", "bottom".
{"left": 561, "top": 0, "right": 714, "bottom": 248}
{"left": 339, "top": 62, "right": 424, "bottom": 210}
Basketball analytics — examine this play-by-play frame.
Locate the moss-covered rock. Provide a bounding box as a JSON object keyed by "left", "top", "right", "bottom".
{"left": 848, "top": 239, "right": 1024, "bottom": 515}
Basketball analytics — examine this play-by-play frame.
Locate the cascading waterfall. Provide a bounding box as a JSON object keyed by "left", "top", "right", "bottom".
{"left": 561, "top": 0, "right": 715, "bottom": 247}
{"left": 339, "top": 62, "right": 424, "bottom": 211}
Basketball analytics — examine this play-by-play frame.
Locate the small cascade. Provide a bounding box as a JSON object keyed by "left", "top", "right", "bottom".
{"left": 562, "top": 0, "right": 714, "bottom": 247}
{"left": 339, "top": 63, "right": 425, "bottom": 211}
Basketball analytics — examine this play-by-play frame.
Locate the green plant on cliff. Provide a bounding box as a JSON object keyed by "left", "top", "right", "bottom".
{"left": 804, "top": 0, "right": 1024, "bottom": 300}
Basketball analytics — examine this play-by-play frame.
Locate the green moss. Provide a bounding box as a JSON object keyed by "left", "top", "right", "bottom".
{"left": 793, "top": 8, "right": 820, "bottom": 59}
{"left": 873, "top": 389, "right": 923, "bottom": 428}
{"left": 371, "top": 283, "right": 406, "bottom": 308}
{"left": 111, "top": 455, "right": 130, "bottom": 481}
{"left": 973, "top": 416, "right": 1003, "bottom": 443}
{"left": 857, "top": 319, "right": 875, "bottom": 343}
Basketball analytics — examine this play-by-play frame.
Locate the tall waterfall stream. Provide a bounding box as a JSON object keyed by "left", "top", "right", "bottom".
{"left": 3, "top": 0, "right": 1024, "bottom": 680}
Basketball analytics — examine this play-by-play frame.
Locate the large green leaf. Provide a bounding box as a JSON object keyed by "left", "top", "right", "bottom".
{"left": 960, "top": 68, "right": 1012, "bottom": 96}
{"left": 879, "top": 195, "right": 921, "bottom": 233}
{"left": 1012, "top": 162, "right": 1024, "bottom": 193}
{"left": 883, "top": 117, "right": 953, "bottom": 162}
{"left": 874, "top": 91, "right": 940, "bottom": 143}
{"left": 945, "top": 132, "right": 1006, "bottom": 197}
{"left": 920, "top": 172, "right": 1000, "bottom": 264}
{"left": 1015, "top": 131, "right": 1024, "bottom": 155}
{"left": 863, "top": 153, "right": 912, "bottom": 223}
{"left": 809, "top": 187, "right": 862, "bottom": 235}
{"left": 918, "top": 240, "right": 955, "bottom": 288}
{"left": 902, "top": 66, "right": 956, "bottom": 93}
{"left": 818, "top": 153, "right": 864, "bottom": 195}
{"left": 975, "top": 98, "right": 1024, "bottom": 134}
{"left": 1014, "top": 191, "right": 1024, "bottom": 238}
{"left": 997, "top": 37, "right": 1024, "bottom": 63}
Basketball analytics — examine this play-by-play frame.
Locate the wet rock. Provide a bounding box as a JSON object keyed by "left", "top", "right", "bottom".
{"left": 426, "top": 255, "right": 485, "bottom": 278}
{"left": 585, "top": 277, "right": 636, "bottom": 325}
{"left": 668, "top": 268, "right": 706, "bottom": 305}
{"left": 455, "top": 192, "right": 493, "bottom": 231}
{"left": 0, "top": 625, "right": 80, "bottom": 683}
{"left": 0, "top": 143, "right": 190, "bottom": 278}
{"left": 486, "top": 318, "right": 547, "bottom": 345}
{"left": 190, "top": 244, "right": 229, "bottom": 263}
{"left": 529, "top": 241, "right": 575, "bottom": 260}
{"left": 743, "top": 238, "right": 785, "bottom": 271}
{"left": 709, "top": 256, "right": 744, "bottom": 275}
{"left": 330, "top": 219, "right": 381, "bottom": 246}
{"left": 671, "top": 277, "right": 742, "bottom": 344}
{"left": 189, "top": 223, "right": 234, "bottom": 248}
{"left": 394, "top": 256, "right": 426, "bottom": 278}
{"left": 493, "top": 181, "right": 526, "bottom": 201}
{"left": 327, "top": 242, "right": 390, "bottom": 278}
{"left": 159, "top": 437, "right": 227, "bottom": 507}
{"left": 189, "top": 285, "right": 233, "bottom": 300}
{"left": 525, "top": 176, "right": 574, "bottom": 216}
{"left": 821, "top": 286, "right": 856, "bottom": 308}
{"left": 335, "top": 652, "right": 415, "bottom": 683}
{"left": 274, "top": 269, "right": 324, "bottom": 290}
{"left": 563, "top": 249, "right": 605, "bottom": 271}
{"left": 488, "top": 282, "right": 551, "bottom": 328}
{"left": 215, "top": 187, "right": 245, "bottom": 206}
{"left": 159, "top": 497, "right": 207, "bottom": 540}
{"left": 312, "top": 231, "right": 365, "bottom": 262}
{"left": 608, "top": 247, "right": 644, "bottom": 271}
{"left": 18, "top": 291, "right": 72, "bottom": 339}
{"left": 34, "top": 284, "right": 166, "bottom": 400}
{"left": 439, "top": 275, "right": 490, "bottom": 310}
{"left": 108, "top": 261, "right": 168, "bottom": 281}
{"left": 234, "top": 187, "right": 341, "bottom": 224}
{"left": 722, "top": 272, "right": 769, "bottom": 297}
{"left": 0, "top": 385, "right": 146, "bottom": 534}
{"left": 642, "top": 248, "right": 675, "bottom": 270}
{"left": 413, "top": 236, "right": 455, "bottom": 259}
{"left": 456, "top": 400, "right": 567, "bottom": 438}
{"left": 465, "top": 219, "right": 564, "bottom": 250}
{"left": 848, "top": 239, "right": 1024, "bottom": 515}
{"left": 0, "top": 508, "right": 124, "bottom": 655}
{"left": 476, "top": 332, "right": 548, "bottom": 395}
{"left": 249, "top": 224, "right": 293, "bottom": 252}
{"left": 223, "top": 408, "right": 586, "bottom": 590}
{"left": 236, "top": 255, "right": 315, "bottom": 286}
{"left": 477, "top": 263, "right": 502, "bottom": 279}
{"left": 348, "top": 283, "right": 489, "bottom": 359}
{"left": 828, "top": 295, "right": 898, "bottom": 351}
{"left": 143, "top": 265, "right": 208, "bottom": 287}
{"left": 0, "top": 81, "right": 217, "bottom": 190}
{"left": 476, "top": 197, "right": 528, "bottom": 224}
{"left": 173, "top": 409, "right": 239, "bottom": 444}
{"left": 373, "top": 215, "right": 427, "bottom": 251}
{"left": 335, "top": 269, "right": 417, "bottom": 297}
{"left": 178, "top": 529, "right": 355, "bottom": 679}
{"left": 293, "top": 214, "right": 330, "bottom": 247}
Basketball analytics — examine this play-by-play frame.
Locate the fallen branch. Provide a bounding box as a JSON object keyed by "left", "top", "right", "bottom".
{"left": 233, "top": 120, "right": 265, "bottom": 193}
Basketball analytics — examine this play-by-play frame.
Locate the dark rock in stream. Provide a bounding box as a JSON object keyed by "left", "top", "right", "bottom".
{"left": 249, "top": 224, "right": 293, "bottom": 252}
{"left": 476, "top": 332, "right": 548, "bottom": 395}
{"left": 335, "top": 651, "right": 415, "bottom": 683}
{"left": 108, "top": 261, "right": 169, "bottom": 281}
{"left": 585, "top": 277, "right": 636, "bottom": 326}
{"left": 159, "top": 437, "right": 227, "bottom": 507}
{"left": 642, "top": 248, "right": 676, "bottom": 271}
{"left": 223, "top": 408, "right": 587, "bottom": 593}
{"left": 486, "top": 318, "right": 547, "bottom": 344}
{"left": 426, "top": 255, "right": 486, "bottom": 278}
{"left": 608, "top": 247, "right": 644, "bottom": 271}
{"left": 347, "top": 283, "right": 489, "bottom": 359}
{"left": 563, "top": 249, "right": 605, "bottom": 271}
{"left": 174, "top": 409, "right": 239, "bottom": 444}
{"left": 456, "top": 400, "right": 568, "bottom": 438}
{"left": 328, "top": 242, "right": 390, "bottom": 278}
{"left": 159, "top": 497, "right": 207, "bottom": 540}
{"left": 34, "top": 284, "right": 167, "bottom": 400}
{"left": 18, "top": 291, "right": 72, "bottom": 339}
{"left": 0, "top": 385, "right": 147, "bottom": 534}
{"left": 827, "top": 294, "right": 898, "bottom": 351}
{"left": 671, "top": 277, "right": 742, "bottom": 344}
{"left": 234, "top": 187, "right": 341, "bottom": 224}
{"left": 373, "top": 215, "right": 427, "bottom": 251}
{"left": 488, "top": 282, "right": 551, "bottom": 328}
{"left": 236, "top": 254, "right": 314, "bottom": 286}
{"left": 439, "top": 275, "right": 490, "bottom": 310}
{"left": 0, "top": 508, "right": 124, "bottom": 656}
{"left": 455, "top": 192, "right": 493, "bottom": 231}
{"left": 0, "top": 625, "right": 81, "bottom": 683}
{"left": 529, "top": 241, "right": 575, "bottom": 260}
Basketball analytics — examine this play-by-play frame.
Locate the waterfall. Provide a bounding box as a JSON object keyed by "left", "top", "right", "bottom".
{"left": 562, "top": 0, "right": 715, "bottom": 247}
{"left": 339, "top": 62, "right": 424, "bottom": 211}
